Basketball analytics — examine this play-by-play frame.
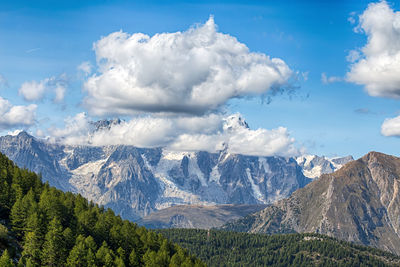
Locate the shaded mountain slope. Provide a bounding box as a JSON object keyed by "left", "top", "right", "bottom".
{"left": 224, "top": 152, "right": 400, "bottom": 255}
{"left": 138, "top": 204, "right": 268, "bottom": 229}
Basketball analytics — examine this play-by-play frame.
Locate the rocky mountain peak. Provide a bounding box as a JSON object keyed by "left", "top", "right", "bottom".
{"left": 91, "top": 118, "right": 122, "bottom": 131}
{"left": 224, "top": 151, "right": 400, "bottom": 255}
{"left": 223, "top": 113, "right": 250, "bottom": 132}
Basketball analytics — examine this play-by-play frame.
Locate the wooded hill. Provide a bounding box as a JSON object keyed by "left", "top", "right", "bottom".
{"left": 158, "top": 229, "right": 400, "bottom": 267}
{"left": 0, "top": 152, "right": 204, "bottom": 266}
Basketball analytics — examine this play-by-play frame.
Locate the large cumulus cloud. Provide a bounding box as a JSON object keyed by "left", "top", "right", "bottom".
{"left": 48, "top": 113, "right": 298, "bottom": 157}
{"left": 84, "top": 16, "right": 292, "bottom": 116}
{"left": 347, "top": 1, "right": 400, "bottom": 137}
{"left": 347, "top": 1, "right": 400, "bottom": 98}
{"left": 0, "top": 97, "right": 36, "bottom": 129}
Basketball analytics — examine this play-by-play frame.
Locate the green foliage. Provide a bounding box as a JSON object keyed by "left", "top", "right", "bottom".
{"left": 0, "top": 249, "right": 13, "bottom": 267}
{"left": 0, "top": 224, "right": 8, "bottom": 245}
{"left": 0, "top": 152, "right": 204, "bottom": 266}
{"left": 158, "top": 229, "right": 400, "bottom": 267}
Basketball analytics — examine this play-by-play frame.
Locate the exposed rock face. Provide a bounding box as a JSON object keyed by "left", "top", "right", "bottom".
{"left": 224, "top": 152, "right": 400, "bottom": 255}
{"left": 138, "top": 204, "right": 268, "bottom": 229}
{"left": 0, "top": 131, "right": 341, "bottom": 221}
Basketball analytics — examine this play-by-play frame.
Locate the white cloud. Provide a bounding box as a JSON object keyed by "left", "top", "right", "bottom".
{"left": 346, "top": 50, "right": 361, "bottom": 63}
{"left": 321, "top": 73, "right": 343, "bottom": 84}
{"left": 53, "top": 73, "right": 68, "bottom": 103}
{"left": 48, "top": 112, "right": 298, "bottom": 157}
{"left": 381, "top": 115, "right": 400, "bottom": 136}
{"left": 347, "top": 1, "right": 400, "bottom": 98}
{"left": 19, "top": 79, "right": 47, "bottom": 101}
{"left": 83, "top": 16, "right": 293, "bottom": 116}
{"left": 77, "top": 61, "right": 93, "bottom": 76}
{"left": 19, "top": 74, "right": 68, "bottom": 102}
{"left": 348, "top": 12, "right": 357, "bottom": 25}
{"left": 7, "top": 129, "right": 23, "bottom": 136}
{"left": 0, "top": 97, "right": 36, "bottom": 129}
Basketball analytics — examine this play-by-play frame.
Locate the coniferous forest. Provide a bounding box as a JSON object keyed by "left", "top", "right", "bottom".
{"left": 2, "top": 148, "right": 400, "bottom": 267}
{"left": 0, "top": 152, "right": 204, "bottom": 266}
{"left": 158, "top": 229, "right": 400, "bottom": 267}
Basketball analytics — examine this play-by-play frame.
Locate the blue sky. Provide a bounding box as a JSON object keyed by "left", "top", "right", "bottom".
{"left": 0, "top": 0, "right": 400, "bottom": 158}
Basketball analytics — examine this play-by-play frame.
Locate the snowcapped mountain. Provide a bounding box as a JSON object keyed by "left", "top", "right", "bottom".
{"left": 296, "top": 155, "right": 353, "bottom": 179}
{"left": 0, "top": 131, "right": 351, "bottom": 221}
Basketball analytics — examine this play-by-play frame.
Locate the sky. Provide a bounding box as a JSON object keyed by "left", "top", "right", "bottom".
{"left": 0, "top": 0, "right": 400, "bottom": 159}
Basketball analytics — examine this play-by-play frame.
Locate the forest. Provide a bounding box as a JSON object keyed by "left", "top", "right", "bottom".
{"left": 158, "top": 228, "right": 400, "bottom": 267}
{"left": 0, "top": 152, "right": 204, "bottom": 266}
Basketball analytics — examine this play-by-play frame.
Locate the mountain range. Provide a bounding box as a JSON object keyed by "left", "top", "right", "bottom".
{"left": 0, "top": 129, "right": 352, "bottom": 221}
{"left": 223, "top": 151, "right": 400, "bottom": 255}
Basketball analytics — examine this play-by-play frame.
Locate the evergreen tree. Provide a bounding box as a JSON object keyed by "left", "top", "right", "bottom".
{"left": 86, "top": 249, "right": 96, "bottom": 267}
{"left": 129, "top": 248, "right": 140, "bottom": 267}
{"left": 0, "top": 249, "right": 13, "bottom": 267}
{"left": 10, "top": 195, "right": 27, "bottom": 239}
{"left": 22, "top": 231, "right": 42, "bottom": 266}
{"left": 0, "top": 179, "right": 10, "bottom": 215}
{"left": 114, "top": 256, "right": 126, "bottom": 267}
{"left": 96, "top": 241, "right": 114, "bottom": 266}
{"left": 41, "top": 217, "right": 65, "bottom": 266}
{"left": 66, "top": 239, "right": 87, "bottom": 267}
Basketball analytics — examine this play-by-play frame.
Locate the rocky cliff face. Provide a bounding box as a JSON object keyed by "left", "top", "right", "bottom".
{"left": 224, "top": 152, "right": 400, "bottom": 255}
{"left": 0, "top": 131, "right": 345, "bottom": 221}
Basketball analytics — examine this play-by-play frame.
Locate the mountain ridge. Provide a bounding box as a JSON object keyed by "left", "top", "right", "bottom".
{"left": 223, "top": 151, "right": 400, "bottom": 255}
{"left": 0, "top": 131, "right": 351, "bottom": 221}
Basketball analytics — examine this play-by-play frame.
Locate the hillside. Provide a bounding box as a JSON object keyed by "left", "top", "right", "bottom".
{"left": 158, "top": 229, "right": 400, "bottom": 267}
{"left": 0, "top": 152, "right": 204, "bottom": 266}
{"left": 223, "top": 152, "right": 400, "bottom": 255}
{"left": 138, "top": 204, "right": 268, "bottom": 229}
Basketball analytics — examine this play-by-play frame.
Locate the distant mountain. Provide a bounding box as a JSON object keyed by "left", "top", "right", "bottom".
{"left": 0, "top": 129, "right": 349, "bottom": 222}
{"left": 223, "top": 152, "right": 400, "bottom": 255}
{"left": 0, "top": 131, "right": 312, "bottom": 221}
{"left": 296, "top": 154, "right": 353, "bottom": 179}
{"left": 138, "top": 204, "right": 268, "bottom": 229}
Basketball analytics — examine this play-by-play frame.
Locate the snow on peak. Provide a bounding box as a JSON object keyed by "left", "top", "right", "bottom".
{"left": 223, "top": 113, "right": 250, "bottom": 132}
{"left": 296, "top": 154, "right": 353, "bottom": 179}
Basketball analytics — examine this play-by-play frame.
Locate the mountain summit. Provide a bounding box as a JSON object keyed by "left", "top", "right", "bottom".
{"left": 224, "top": 151, "right": 400, "bottom": 255}
{"left": 0, "top": 131, "right": 349, "bottom": 222}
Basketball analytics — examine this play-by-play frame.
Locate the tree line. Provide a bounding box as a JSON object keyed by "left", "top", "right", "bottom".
{"left": 0, "top": 152, "right": 204, "bottom": 266}
{"left": 158, "top": 228, "right": 400, "bottom": 267}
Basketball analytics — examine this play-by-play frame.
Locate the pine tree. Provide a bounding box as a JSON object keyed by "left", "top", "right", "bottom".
{"left": 22, "top": 231, "right": 42, "bottom": 266}
{"left": 86, "top": 249, "right": 97, "bottom": 267}
{"left": 66, "top": 240, "right": 87, "bottom": 267}
{"left": 0, "top": 249, "right": 13, "bottom": 267}
{"left": 96, "top": 241, "right": 114, "bottom": 267}
{"left": 114, "top": 256, "right": 125, "bottom": 267}
{"left": 0, "top": 179, "right": 10, "bottom": 215}
{"left": 41, "top": 217, "right": 65, "bottom": 266}
{"left": 129, "top": 248, "right": 140, "bottom": 266}
{"left": 10, "top": 195, "right": 27, "bottom": 238}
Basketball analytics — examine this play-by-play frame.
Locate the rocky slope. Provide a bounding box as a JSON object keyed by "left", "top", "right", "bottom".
{"left": 0, "top": 130, "right": 350, "bottom": 222}
{"left": 223, "top": 152, "right": 400, "bottom": 255}
{"left": 138, "top": 204, "right": 268, "bottom": 229}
